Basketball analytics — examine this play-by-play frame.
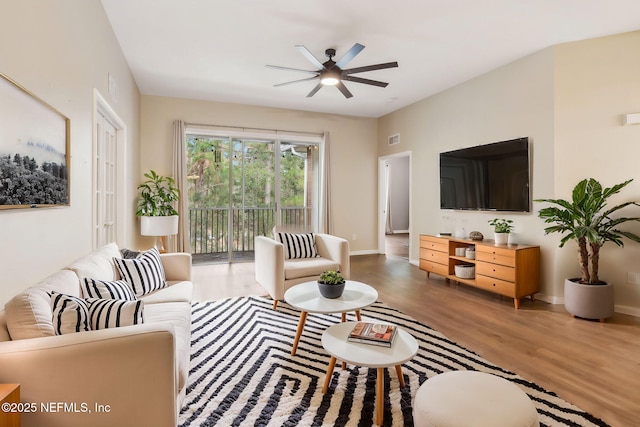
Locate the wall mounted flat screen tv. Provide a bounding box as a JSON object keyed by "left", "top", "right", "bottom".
{"left": 440, "top": 137, "right": 530, "bottom": 212}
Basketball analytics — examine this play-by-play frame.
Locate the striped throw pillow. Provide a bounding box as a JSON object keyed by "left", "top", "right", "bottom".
{"left": 86, "top": 298, "right": 144, "bottom": 330}
{"left": 276, "top": 232, "right": 318, "bottom": 259}
{"left": 113, "top": 247, "right": 167, "bottom": 297}
{"left": 81, "top": 278, "right": 137, "bottom": 301}
{"left": 50, "top": 292, "right": 90, "bottom": 335}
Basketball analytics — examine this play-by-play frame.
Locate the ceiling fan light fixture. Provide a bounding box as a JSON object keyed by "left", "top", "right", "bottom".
{"left": 320, "top": 69, "right": 340, "bottom": 86}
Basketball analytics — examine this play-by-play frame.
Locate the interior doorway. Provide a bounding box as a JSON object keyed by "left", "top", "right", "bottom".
{"left": 378, "top": 151, "right": 411, "bottom": 259}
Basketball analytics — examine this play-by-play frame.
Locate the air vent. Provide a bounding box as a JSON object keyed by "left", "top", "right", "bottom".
{"left": 388, "top": 134, "right": 400, "bottom": 146}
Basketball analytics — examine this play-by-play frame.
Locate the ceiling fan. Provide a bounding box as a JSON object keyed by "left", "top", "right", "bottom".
{"left": 266, "top": 43, "right": 398, "bottom": 98}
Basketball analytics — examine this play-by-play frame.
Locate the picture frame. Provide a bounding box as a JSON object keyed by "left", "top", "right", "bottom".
{"left": 0, "top": 73, "right": 70, "bottom": 209}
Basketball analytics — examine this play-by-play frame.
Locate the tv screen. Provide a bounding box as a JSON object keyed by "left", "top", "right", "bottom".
{"left": 440, "top": 137, "right": 530, "bottom": 212}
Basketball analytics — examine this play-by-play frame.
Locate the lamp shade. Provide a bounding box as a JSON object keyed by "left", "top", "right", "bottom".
{"left": 140, "top": 215, "right": 179, "bottom": 236}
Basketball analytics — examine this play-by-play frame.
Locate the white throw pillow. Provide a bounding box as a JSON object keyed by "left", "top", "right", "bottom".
{"left": 86, "top": 298, "right": 144, "bottom": 330}
{"left": 113, "top": 247, "right": 167, "bottom": 297}
{"left": 50, "top": 292, "right": 90, "bottom": 335}
{"left": 276, "top": 232, "right": 318, "bottom": 259}
{"left": 81, "top": 278, "right": 137, "bottom": 301}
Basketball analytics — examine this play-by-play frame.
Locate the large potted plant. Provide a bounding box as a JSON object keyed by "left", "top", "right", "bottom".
{"left": 136, "top": 170, "right": 180, "bottom": 251}
{"left": 536, "top": 178, "right": 640, "bottom": 321}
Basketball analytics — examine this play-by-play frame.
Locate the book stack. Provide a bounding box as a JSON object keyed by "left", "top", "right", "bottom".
{"left": 347, "top": 322, "right": 398, "bottom": 347}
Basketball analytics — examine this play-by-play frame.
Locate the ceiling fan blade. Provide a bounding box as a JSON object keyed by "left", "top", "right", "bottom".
{"left": 335, "top": 43, "right": 365, "bottom": 68}
{"left": 336, "top": 81, "right": 353, "bottom": 99}
{"left": 342, "top": 61, "right": 399, "bottom": 75}
{"left": 266, "top": 64, "right": 319, "bottom": 74}
{"left": 295, "top": 45, "right": 324, "bottom": 69}
{"left": 342, "top": 75, "right": 389, "bottom": 88}
{"left": 274, "top": 76, "right": 320, "bottom": 87}
{"left": 306, "top": 83, "right": 323, "bottom": 97}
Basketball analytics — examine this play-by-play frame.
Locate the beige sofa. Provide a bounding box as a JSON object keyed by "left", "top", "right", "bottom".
{"left": 255, "top": 233, "right": 350, "bottom": 308}
{"left": 0, "top": 243, "right": 192, "bottom": 427}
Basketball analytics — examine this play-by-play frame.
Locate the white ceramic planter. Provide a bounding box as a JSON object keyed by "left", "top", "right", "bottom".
{"left": 564, "top": 278, "right": 614, "bottom": 321}
{"left": 140, "top": 215, "right": 179, "bottom": 236}
{"left": 493, "top": 232, "right": 509, "bottom": 245}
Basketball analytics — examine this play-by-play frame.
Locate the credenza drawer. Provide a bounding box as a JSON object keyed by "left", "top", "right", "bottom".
{"left": 476, "top": 262, "right": 516, "bottom": 282}
{"left": 476, "top": 245, "right": 516, "bottom": 265}
{"left": 420, "top": 248, "right": 449, "bottom": 265}
{"left": 420, "top": 260, "right": 449, "bottom": 277}
{"left": 476, "top": 275, "right": 515, "bottom": 297}
{"left": 420, "top": 236, "right": 449, "bottom": 253}
{"left": 475, "top": 251, "right": 515, "bottom": 267}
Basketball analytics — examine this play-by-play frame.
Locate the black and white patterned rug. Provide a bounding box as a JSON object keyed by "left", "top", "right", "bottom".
{"left": 178, "top": 296, "right": 608, "bottom": 427}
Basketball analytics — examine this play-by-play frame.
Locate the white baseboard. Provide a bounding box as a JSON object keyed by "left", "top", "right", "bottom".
{"left": 615, "top": 304, "right": 640, "bottom": 317}
{"left": 350, "top": 250, "right": 380, "bottom": 256}
{"left": 535, "top": 294, "right": 563, "bottom": 305}
{"left": 527, "top": 295, "right": 640, "bottom": 317}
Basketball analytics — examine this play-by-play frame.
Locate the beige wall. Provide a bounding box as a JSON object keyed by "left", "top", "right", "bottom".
{"left": 377, "top": 31, "right": 640, "bottom": 314}
{"left": 0, "top": 0, "right": 141, "bottom": 306}
{"left": 140, "top": 95, "right": 378, "bottom": 251}
{"left": 554, "top": 31, "right": 640, "bottom": 314}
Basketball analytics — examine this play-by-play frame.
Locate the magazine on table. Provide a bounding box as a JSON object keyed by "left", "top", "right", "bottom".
{"left": 347, "top": 322, "right": 398, "bottom": 347}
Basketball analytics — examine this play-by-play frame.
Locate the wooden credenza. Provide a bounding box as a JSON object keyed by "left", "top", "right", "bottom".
{"left": 420, "top": 234, "right": 540, "bottom": 309}
{"left": 0, "top": 384, "right": 20, "bottom": 427}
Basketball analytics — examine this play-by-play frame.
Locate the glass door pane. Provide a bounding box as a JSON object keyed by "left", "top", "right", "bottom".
{"left": 187, "top": 136, "right": 231, "bottom": 263}
{"left": 231, "top": 140, "right": 275, "bottom": 260}
{"left": 280, "top": 142, "right": 314, "bottom": 231}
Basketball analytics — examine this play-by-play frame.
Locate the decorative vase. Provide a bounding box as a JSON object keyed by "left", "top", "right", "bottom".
{"left": 564, "top": 279, "right": 614, "bottom": 322}
{"left": 317, "top": 281, "right": 345, "bottom": 299}
{"left": 494, "top": 232, "right": 509, "bottom": 245}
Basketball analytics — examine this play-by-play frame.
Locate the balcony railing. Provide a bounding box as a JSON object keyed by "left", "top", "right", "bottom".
{"left": 188, "top": 207, "right": 310, "bottom": 262}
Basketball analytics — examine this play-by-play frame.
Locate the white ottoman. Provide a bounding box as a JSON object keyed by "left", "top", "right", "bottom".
{"left": 413, "top": 371, "right": 539, "bottom": 427}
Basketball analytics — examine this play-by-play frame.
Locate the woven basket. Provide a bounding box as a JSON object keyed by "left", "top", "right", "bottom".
{"left": 454, "top": 264, "right": 475, "bottom": 279}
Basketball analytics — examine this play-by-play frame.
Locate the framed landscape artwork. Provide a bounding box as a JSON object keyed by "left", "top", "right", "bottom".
{"left": 0, "top": 73, "right": 70, "bottom": 209}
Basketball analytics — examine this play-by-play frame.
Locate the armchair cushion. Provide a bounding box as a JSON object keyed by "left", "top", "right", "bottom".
{"left": 284, "top": 257, "right": 339, "bottom": 280}
{"left": 275, "top": 232, "right": 318, "bottom": 259}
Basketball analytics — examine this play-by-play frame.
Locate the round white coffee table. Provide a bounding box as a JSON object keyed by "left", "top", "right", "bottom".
{"left": 321, "top": 321, "right": 419, "bottom": 426}
{"left": 284, "top": 280, "right": 378, "bottom": 356}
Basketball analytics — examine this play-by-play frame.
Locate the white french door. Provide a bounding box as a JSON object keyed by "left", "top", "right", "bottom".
{"left": 93, "top": 91, "right": 126, "bottom": 249}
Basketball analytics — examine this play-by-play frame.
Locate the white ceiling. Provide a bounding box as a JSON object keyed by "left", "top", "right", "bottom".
{"left": 100, "top": 0, "right": 640, "bottom": 118}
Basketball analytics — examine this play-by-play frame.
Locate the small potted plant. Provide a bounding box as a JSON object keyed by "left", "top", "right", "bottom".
{"left": 488, "top": 218, "right": 513, "bottom": 244}
{"left": 536, "top": 178, "right": 640, "bottom": 321}
{"left": 136, "top": 170, "right": 180, "bottom": 250}
{"left": 317, "top": 270, "right": 346, "bottom": 299}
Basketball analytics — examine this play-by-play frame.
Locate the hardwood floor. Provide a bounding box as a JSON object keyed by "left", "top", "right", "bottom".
{"left": 385, "top": 233, "right": 409, "bottom": 259}
{"left": 191, "top": 254, "right": 640, "bottom": 427}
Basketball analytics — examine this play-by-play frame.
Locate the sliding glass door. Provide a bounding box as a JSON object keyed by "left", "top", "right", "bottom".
{"left": 186, "top": 134, "right": 318, "bottom": 263}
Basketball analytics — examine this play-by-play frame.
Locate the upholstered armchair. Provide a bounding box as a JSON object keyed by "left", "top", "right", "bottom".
{"left": 254, "top": 232, "right": 350, "bottom": 309}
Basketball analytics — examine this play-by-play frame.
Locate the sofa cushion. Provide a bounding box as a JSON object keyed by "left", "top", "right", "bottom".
{"left": 114, "top": 247, "right": 168, "bottom": 297}
{"left": 67, "top": 242, "right": 122, "bottom": 281}
{"left": 50, "top": 292, "right": 90, "bottom": 335}
{"left": 4, "top": 270, "right": 79, "bottom": 340}
{"left": 139, "top": 281, "right": 193, "bottom": 304}
{"left": 81, "top": 278, "right": 136, "bottom": 301}
{"left": 86, "top": 298, "right": 144, "bottom": 330}
{"left": 283, "top": 257, "right": 339, "bottom": 280}
{"left": 276, "top": 232, "right": 318, "bottom": 259}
